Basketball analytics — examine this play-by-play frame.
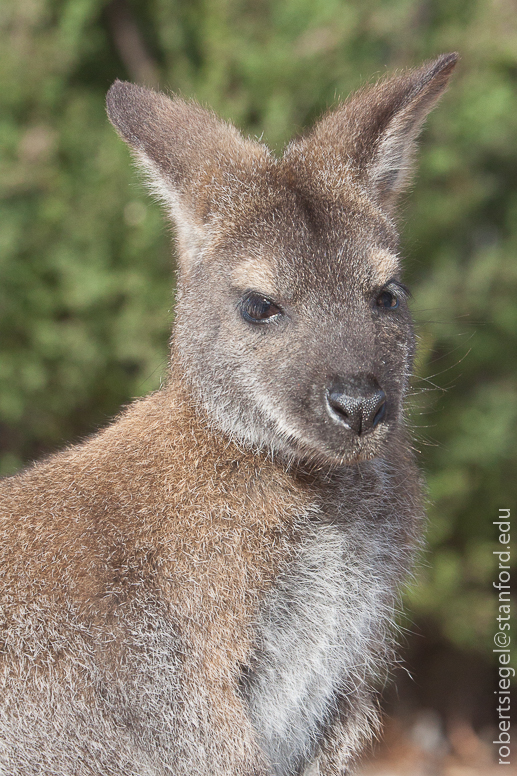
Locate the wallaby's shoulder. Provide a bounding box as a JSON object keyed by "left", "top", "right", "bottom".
{"left": 0, "top": 379, "right": 314, "bottom": 606}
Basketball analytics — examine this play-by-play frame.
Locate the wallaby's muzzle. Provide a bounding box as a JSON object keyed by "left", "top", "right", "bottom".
{"left": 292, "top": 366, "right": 396, "bottom": 465}
{"left": 326, "top": 376, "right": 387, "bottom": 436}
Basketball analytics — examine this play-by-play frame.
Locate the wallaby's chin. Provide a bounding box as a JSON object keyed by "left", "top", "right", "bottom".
{"left": 280, "top": 420, "right": 394, "bottom": 467}
{"left": 194, "top": 386, "right": 396, "bottom": 468}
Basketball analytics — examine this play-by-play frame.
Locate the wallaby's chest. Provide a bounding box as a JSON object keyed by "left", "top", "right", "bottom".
{"left": 242, "top": 508, "right": 400, "bottom": 776}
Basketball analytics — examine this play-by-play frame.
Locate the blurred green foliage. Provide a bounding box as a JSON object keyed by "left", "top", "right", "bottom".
{"left": 0, "top": 0, "right": 515, "bottom": 664}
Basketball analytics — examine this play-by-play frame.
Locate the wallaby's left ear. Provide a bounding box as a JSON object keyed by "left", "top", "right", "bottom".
{"left": 287, "top": 53, "right": 458, "bottom": 214}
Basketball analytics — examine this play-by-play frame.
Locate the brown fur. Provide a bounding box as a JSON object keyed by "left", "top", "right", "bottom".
{"left": 0, "top": 54, "right": 457, "bottom": 775}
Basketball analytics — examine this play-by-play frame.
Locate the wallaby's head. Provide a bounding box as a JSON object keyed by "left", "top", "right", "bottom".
{"left": 107, "top": 54, "right": 457, "bottom": 466}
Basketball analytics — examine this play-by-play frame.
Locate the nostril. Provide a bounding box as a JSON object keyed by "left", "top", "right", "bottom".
{"left": 371, "top": 393, "right": 386, "bottom": 429}
{"left": 328, "top": 393, "right": 359, "bottom": 417}
{"left": 357, "top": 388, "right": 386, "bottom": 433}
{"left": 327, "top": 391, "right": 364, "bottom": 435}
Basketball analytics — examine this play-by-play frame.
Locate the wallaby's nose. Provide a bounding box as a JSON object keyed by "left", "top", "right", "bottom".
{"left": 326, "top": 377, "right": 387, "bottom": 435}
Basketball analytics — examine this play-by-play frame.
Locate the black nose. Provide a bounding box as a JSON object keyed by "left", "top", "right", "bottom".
{"left": 326, "top": 377, "right": 387, "bottom": 435}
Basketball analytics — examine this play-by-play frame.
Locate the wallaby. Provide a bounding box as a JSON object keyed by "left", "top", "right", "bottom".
{"left": 0, "top": 54, "right": 457, "bottom": 775}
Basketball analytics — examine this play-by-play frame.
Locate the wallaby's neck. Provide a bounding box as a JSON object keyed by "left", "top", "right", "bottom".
{"left": 159, "top": 349, "right": 394, "bottom": 500}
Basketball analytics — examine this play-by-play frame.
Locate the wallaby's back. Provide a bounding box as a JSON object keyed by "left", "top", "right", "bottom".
{"left": 0, "top": 54, "right": 457, "bottom": 775}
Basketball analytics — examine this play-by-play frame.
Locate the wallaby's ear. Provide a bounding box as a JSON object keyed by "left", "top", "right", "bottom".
{"left": 286, "top": 53, "right": 458, "bottom": 214}
{"left": 106, "top": 81, "right": 269, "bottom": 263}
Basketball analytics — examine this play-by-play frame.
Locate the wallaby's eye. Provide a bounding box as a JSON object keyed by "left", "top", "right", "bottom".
{"left": 375, "top": 280, "right": 409, "bottom": 310}
{"left": 241, "top": 293, "right": 282, "bottom": 323}
{"left": 376, "top": 290, "right": 399, "bottom": 309}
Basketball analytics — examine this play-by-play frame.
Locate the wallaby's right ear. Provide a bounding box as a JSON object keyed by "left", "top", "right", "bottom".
{"left": 106, "top": 81, "right": 268, "bottom": 262}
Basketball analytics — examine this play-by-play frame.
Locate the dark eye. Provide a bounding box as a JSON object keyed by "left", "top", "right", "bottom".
{"left": 376, "top": 289, "right": 399, "bottom": 309}
{"left": 241, "top": 293, "right": 282, "bottom": 323}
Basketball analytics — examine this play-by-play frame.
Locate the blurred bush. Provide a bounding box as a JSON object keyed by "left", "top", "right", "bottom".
{"left": 0, "top": 0, "right": 515, "bottom": 669}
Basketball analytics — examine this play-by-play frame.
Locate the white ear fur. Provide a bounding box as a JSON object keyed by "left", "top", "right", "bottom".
{"left": 132, "top": 150, "right": 206, "bottom": 268}
{"left": 368, "top": 110, "right": 427, "bottom": 201}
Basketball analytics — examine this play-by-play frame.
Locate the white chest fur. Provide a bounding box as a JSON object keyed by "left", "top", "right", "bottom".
{"left": 244, "top": 513, "right": 401, "bottom": 776}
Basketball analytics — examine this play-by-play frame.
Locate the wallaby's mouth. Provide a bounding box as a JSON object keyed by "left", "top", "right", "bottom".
{"left": 315, "top": 425, "right": 391, "bottom": 466}
{"left": 285, "top": 426, "right": 392, "bottom": 469}
{"left": 286, "top": 374, "right": 394, "bottom": 465}
{"left": 274, "top": 397, "right": 394, "bottom": 468}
